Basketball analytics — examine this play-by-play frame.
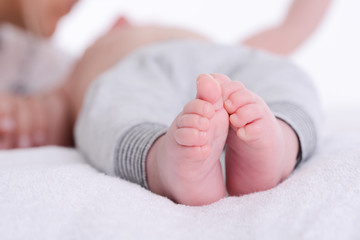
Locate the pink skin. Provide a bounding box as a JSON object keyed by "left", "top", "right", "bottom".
{"left": 147, "top": 74, "right": 299, "bottom": 205}
{"left": 72, "top": 18, "right": 299, "bottom": 203}
{"left": 0, "top": 94, "right": 47, "bottom": 149}
{"left": 0, "top": 11, "right": 300, "bottom": 203}
{"left": 0, "top": 16, "right": 132, "bottom": 149}
{"left": 0, "top": 0, "right": 79, "bottom": 149}
{"left": 218, "top": 74, "right": 299, "bottom": 195}
{"left": 147, "top": 74, "right": 228, "bottom": 206}
{"left": 0, "top": 16, "right": 210, "bottom": 149}
{"left": 110, "top": 16, "right": 131, "bottom": 30}
{"left": 243, "top": 0, "right": 332, "bottom": 55}
{"left": 0, "top": 90, "right": 73, "bottom": 149}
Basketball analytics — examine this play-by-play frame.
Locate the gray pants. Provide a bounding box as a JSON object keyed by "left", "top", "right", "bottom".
{"left": 75, "top": 40, "right": 322, "bottom": 188}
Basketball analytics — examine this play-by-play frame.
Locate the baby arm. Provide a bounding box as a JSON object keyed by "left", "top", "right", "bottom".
{"left": 243, "top": 0, "right": 332, "bottom": 55}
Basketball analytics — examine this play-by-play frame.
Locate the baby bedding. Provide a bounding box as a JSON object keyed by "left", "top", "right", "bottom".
{"left": 0, "top": 108, "right": 359, "bottom": 240}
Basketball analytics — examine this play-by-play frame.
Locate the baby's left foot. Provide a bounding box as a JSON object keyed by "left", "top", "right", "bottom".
{"left": 219, "top": 76, "right": 299, "bottom": 195}
{"left": 146, "top": 74, "right": 228, "bottom": 206}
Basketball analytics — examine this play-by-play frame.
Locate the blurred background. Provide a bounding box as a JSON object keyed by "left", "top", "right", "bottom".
{"left": 53, "top": 0, "right": 360, "bottom": 114}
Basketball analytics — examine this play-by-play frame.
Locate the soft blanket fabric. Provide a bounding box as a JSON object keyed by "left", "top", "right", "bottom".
{"left": 0, "top": 110, "right": 359, "bottom": 240}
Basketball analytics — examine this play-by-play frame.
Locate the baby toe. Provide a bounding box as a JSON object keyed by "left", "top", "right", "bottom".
{"left": 196, "top": 74, "right": 222, "bottom": 105}
{"left": 237, "top": 119, "right": 271, "bottom": 145}
{"left": 210, "top": 73, "right": 232, "bottom": 85}
{"left": 224, "top": 89, "right": 257, "bottom": 114}
{"left": 177, "top": 114, "right": 210, "bottom": 131}
{"left": 182, "top": 99, "right": 215, "bottom": 119}
{"left": 181, "top": 145, "right": 211, "bottom": 162}
{"left": 175, "top": 128, "right": 208, "bottom": 147}
{"left": 221, "top": 81, "right": 245, "bottom": 102}
{"left": 230, "top": 103, "right": 263, "bottom": 129}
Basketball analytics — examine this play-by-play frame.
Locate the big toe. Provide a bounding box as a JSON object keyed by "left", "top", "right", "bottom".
{"left": 210, "top": 73, "right": 232, "bottom": 86}
{"left": 196, "top": 74, "right": 222, "bottom": 109}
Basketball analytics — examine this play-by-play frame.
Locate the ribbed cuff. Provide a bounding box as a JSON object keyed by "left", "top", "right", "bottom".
{"left": 269, "top": 102, "right": 317, "bottom": 166}
{"left": 115, "top": 123, "right": 167, "bottom": 189}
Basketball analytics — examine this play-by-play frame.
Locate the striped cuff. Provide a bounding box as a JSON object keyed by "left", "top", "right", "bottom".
{"left": 269, "top": 102, "right": 317, "bottom": 165}
{"left": 115, "top": 123, "right": 167, "bottom": 189}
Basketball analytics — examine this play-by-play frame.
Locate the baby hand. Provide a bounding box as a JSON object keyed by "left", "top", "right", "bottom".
{"left": 0, "top": 90, "right": 73, "bottom": 150}
{"left": 0, "top": 93, "right": 49, "bottom": 149}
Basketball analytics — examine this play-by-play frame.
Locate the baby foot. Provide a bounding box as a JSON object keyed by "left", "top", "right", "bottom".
{"left": 0, "top": 89, "right": 73, "bottom": 150}
{"left": 146, "top": 74, "right": 229, "bottom": 206}
{"left": 219, "top": 76, "right": 299, "bottom": 195}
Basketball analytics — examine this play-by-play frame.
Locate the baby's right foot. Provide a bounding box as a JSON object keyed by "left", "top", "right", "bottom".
{"left": 146, "top": 74, "right": 229, "bottom": 206}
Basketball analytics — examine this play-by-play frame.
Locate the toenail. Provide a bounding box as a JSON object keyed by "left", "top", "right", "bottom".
{"left": 205, "top": 74, "right": 214, "bottom": 79}
{"left": 197, "top": 74, "right": 208, "bottom": 84}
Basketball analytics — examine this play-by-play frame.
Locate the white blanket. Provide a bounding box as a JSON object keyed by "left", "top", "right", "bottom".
{"left": 1, "top": 109, "right": 360, "bottom": 240}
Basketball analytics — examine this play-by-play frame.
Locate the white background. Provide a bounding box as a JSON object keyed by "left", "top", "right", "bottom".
{"left": 53, "top": 0, "right": 360, "bottom": 115}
